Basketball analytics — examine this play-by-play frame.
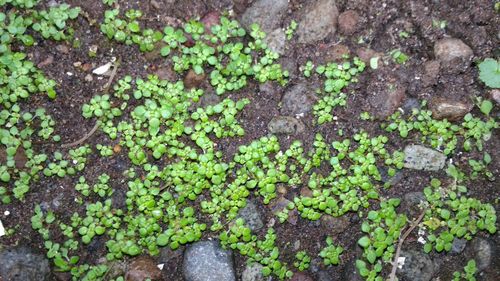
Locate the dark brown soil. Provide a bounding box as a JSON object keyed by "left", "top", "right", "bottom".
{"left": 1, "top": 1, "right": 499, "bottom": 281}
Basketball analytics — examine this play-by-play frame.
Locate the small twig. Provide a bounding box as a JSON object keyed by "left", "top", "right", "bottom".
{"left": 103, "top": 59, "right": 121, "bottom": 93}
{"left": 388, "top": 210, "right": 426, "bottom": 281}
{"left": 61, "top": 121, "right": 99, "bottom": 148}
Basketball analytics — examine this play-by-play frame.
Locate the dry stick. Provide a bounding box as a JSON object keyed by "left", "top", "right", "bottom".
{"left": 61, "top": 121, "right": 100, "bottom": 148}
{"left": 388, "top": 210, "right": 427, "bottom": 281}
{"left": 61, "top": 60, "right": 120, "bottom": 148}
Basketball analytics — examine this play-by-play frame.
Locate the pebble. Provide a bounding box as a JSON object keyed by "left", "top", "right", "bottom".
{"left": 338, "top": 10, "right": 360, "bottom": 35}
{"left": 450, "top": 238, "right": 467, "bottom": 255}
{"left": 490, "top": 89, "right": 500, "bottom": 105}
{"left": 154, "top": 66, "right": 176, "bottom": 81}
{"left": 201, "top": 11, "right": 221, "bottom": 33}
{"left": 183, "top": 241, "right": 235, "bottom": 281}
{"left": 125, "top": 256, "right": 162, "bottom": 281}
{"left": 466, "top": 238, "right": 492, "bottom": 271}
{"left": 0, "top": 246, "right": 51, "bottom": 281}
{"left": 421, "top": 60, "right": 440, "bottom": 87}
{"left": 434, "top": 38, "right": 473, "bottom": 73}
{"left": 290, "top": 272, "right": 314, "bottom": 281}
{"left": 367, "top": 80, "right": 406, "bottom": 119}
{"left": 320, "top": 215, "right": 351, "bottom": 235}
{"left": 56, "top": 44, "right": 70, "bottom": 54}
{"left": 240, "top": 0, "right": 288, "bottom": 33}
{"left": 280, "top": 83, "right": 316, "bottom": 116}
{"left": 356, "top": 47, "right": 383, "bottom": 64}
{"left": 183, "top": 69, "right": 206, "bottom": 89}
{"left": 403, "top": 145, "right": 446, "bottom": 171}
{"left": 37, "top": 55, "right": 54, "bottom": 68}
{"left": 237, "top": 200, "right": 264, "bottom": 232}
{"left": 265, "top": 28, "right": 286, "bottom": 55}
{"left": 84, "top": 74, "right": 93, "bottom": 82}
{"left": 296, "top": 0, "right": 339, "bottom": 44}
{"left": 429, "top": 98, "right": 472, "bottom": 121}
{"left": 398, "top": 249, "right": 435, "bottom": 281}
{"left": 268, "top": 116, "right": 305, "bottom": 135}
{"left": 242, "top": 263, "right": 264, "bottom": 281}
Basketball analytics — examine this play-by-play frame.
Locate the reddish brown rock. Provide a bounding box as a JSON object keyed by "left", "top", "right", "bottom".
{"left": 37, "top": 55, "right": 54, "bottom": 68}
{"left": 422, "top": 60, "right": 440, "bottom": 87}
{"left": 325, "top": 44, "right": 350, "bottom": 61}
{"left": 155, "top": 66, "right": 176, "bottom": 81}
{"left": 290, "top": 272, "right": 314, "bottom": 281}
{"left": 125, "top": 256, "right": 161, "bottom": 281}
{"left": 300, "top": 187, "right": 313, "bottom": 197}
{"left": 183, "top": 69, "right": 206, "bottom": 89}
{"left": 367, "top": 78, "right": 406, "bottom": 119}
{"left": 201, "top": 11, "right": 220, "bottom": 33}
{"left": 321, "top": 215, "right": 350, "bottom": 235}
{"left": 430, "top": 98, "right": 472, "bottom": 121}
{"left": 338, "top": 10, "right": 360, "bottom": 35}
{"left": 356, "top": 47, "right": 383, "bottom": 64}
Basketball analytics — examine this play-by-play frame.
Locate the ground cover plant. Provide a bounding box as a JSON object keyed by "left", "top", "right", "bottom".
{"left": 0, "top": 1, "right": 499, "bottom": 281}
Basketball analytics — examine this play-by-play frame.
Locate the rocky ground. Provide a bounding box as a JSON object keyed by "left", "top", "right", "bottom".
{"left": 0, "top": 0, "right": 499, "bottom": 281}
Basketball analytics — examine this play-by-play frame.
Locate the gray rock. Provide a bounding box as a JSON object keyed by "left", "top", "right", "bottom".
{"left": 434, "top": 38, "right": 473, "bottom": 63}
{"left": 268, "top": 116, "right": 305, "bottom": 135}
{"left": 490, "top": 89, "right": 500, "bottom": 105}
{"left": 242, "top": 263, "right": 265, "bottom": 281}
{"left": 401, "top": 98, "right": 421, "bottom": 114}
{"left": 0, "top": 246, "right": 51, "bottom": 281}
{"left": 398, "top": 249, "right": 435, "bottom": 281}
{"left": 316, "top": 271, "right": 334, "bottom": 281}
{"left": 342, "top": 259, "right": 364, "bottom": 281}
{"left": 265, "top": 28, "right": 286, "bottom": 55}
{"left": 434, "top": 38, "right": 473, "bottom": 73}
{"left": 183, "top": 241, "right": 235, "bottom": 281}
{"left": 430, "top": 98, "right": 472, "bottom": 121}
{"left": 240, "top": 0, "right": 288, "bottom": 33}
{"left": 421, "top": 60, "right": 440, "bottom": 87}
{"left": 450, "top": 238, "right": 467, "bottom": 255}
{"left": 237, "top": 200, "right": 264, "bottom": 232}
{"left": 296, "top": 0, "right": 339, "bottom": 44}
{"left": 403, "top": 145, "right": 446, "bottom": 171}
{"left": 467, "top": 238, "right": 492, "bottom": 271}
{"left": 402, "top": 191, "right": 426, "bottom": 218}
{"left": 320, "top": 215, "right": 350, "bottom": 235}
{"left": 280, "top": 83, "right": 316, "bottom": 116}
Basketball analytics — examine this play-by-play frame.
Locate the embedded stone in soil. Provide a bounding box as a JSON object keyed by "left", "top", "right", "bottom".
{"left": 183, "top": 240, "right": 236, "bottom": 281}
{"left": 403, "top": 145, "right": 446, "bottom": 171}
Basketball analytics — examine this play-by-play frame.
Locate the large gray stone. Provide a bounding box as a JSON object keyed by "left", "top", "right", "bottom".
{"left": 240, "top": 0, "right": 288, "bottom": 33}
{"left": 0, "top": 246, "right": 51, "bottom": 281}
{"left": 242, "top": 263, "right": 265, "bottom": 281}
{"left": 296, "top": 0, "right": 339, "bottom": 44}
{"left": 434, "top": 38, "right": 473, "bottom": 73}
{"left": 268, "top": 116, "right": 305, "bottom": 135}
{"left": 434, "top": 38, "right": 473, "bottom": 64}
{"left": 467, "top": 238, "right": 492, "bottom": 271}
{"left": 403, "top": 145, "right": 446, "bottom": 171}
{"left": 280, "top": 83, "right": 316, "bottom": 116}
{"left": 237, "top": 200, "right": 264, "bottom": 232}
{"left": 183, "top": 241, "right": 235, "bottom": 281}
{"left": 398, "top": 249, "right": 435, "bottom": 281}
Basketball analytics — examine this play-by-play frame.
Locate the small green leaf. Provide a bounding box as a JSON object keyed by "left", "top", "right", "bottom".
{"left": 358, "top": 236, "right": 371, "bottom": 248}
{"left": 480, "top": 100, "right": 493, "bottom": 115}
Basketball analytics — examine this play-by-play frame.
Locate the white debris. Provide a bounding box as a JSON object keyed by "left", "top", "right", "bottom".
{"left": 66, "top": 72, "right": 73, "bottom": 76}
{"left": 4, "top": 210, "right": 9, "bottom": 216}
{"left": 397, "top": 257, "right": 406, "bottom": 269}
{"left": 92, "top": 62, "right": 112, "bottom": 75}
{"left": 0, "top": 219, "right": 5, "bottom": 237}
{"left": 418, "top": 236, "right": 426, "bottom": 244}
{"left": 157, "top": 263, "right": 164, "bottom": 270}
